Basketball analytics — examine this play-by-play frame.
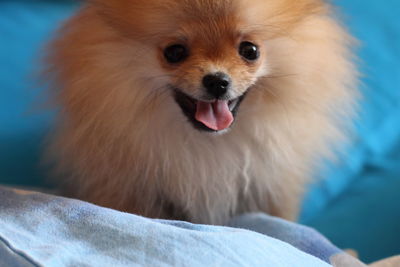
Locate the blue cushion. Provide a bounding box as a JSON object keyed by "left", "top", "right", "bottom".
{"left": 300, "top": 0, "right": 400, "bottom": 262}
{"left": 0, "top": 1, "right": 78, "bottom": 186}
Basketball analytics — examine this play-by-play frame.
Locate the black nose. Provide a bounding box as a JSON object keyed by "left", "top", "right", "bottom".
{"left": 202, "top": 72, "right": 231, "bottom": 98}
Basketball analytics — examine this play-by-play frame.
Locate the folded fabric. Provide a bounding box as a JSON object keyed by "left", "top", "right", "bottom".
{"left": 0, "top": 187, "right": 395, "bottom": 267}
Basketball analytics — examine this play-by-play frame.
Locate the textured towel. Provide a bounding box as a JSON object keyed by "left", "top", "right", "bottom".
{"left": 0, "top": 187, "right": 334, "bottom": 267}
{"left": 2, "top": 187, "right": 399, "bottom": 266}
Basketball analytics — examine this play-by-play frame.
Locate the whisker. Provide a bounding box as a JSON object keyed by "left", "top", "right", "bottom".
{"left": 266, "top": 73, "right": 299, "bottom": 79}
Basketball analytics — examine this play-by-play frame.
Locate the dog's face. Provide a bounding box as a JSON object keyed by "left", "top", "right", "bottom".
{"left": 157, "top": 4, "right": 269, "bottom": 132}
{"left": 159, "top": 17, "right": 267, "bottom": 132}
{"left": 93, "top": 0, "right": 323, "bottom": 132}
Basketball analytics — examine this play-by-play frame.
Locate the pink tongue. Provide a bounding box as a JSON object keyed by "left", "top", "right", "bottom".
{"left": 195, "top": 100, "right": 234, "bottom": 131}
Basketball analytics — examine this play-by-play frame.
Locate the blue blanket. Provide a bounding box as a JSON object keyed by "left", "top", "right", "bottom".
{"left": 0, "top": 187, "right": 366, "bottom": 267}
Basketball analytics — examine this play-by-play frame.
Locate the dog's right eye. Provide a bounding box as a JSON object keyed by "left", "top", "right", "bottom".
{"left": 164, "top": 44, "right": 189, "bottom": 64}
{"left": 239, "top": 41, "right": 259, "bottom": 62}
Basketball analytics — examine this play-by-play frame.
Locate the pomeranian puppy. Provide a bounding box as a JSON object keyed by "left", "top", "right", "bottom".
{"left": 46, "top": 0, "right": 357, "bottom": 224}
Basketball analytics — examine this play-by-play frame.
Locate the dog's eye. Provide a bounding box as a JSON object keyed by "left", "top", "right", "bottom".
{"left": 164, "top": 44, "right": 189, "bottom": 64}
{"left": 239, "top": 42, "right": 259, "bottom": 61}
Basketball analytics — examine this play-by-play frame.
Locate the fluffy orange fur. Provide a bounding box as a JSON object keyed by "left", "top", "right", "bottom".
{"left": 46, "top": 0, "right": 357, "bottom": 224}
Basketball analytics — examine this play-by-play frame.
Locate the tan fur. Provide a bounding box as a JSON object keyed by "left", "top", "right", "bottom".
{"left": 46, "top": 0, "right": 357, "bottom": 224}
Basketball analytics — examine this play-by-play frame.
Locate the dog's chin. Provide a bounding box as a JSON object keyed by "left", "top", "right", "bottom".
{"left": 172, "top": 89, "right": 247, "bottom": 133}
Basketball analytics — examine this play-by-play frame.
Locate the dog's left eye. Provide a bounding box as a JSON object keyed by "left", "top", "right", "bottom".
{"left": 239, "top": 41, "right": 259, "bottom": 61}
{"left": 164, "top": 44, "right": 189, "bottom": 64}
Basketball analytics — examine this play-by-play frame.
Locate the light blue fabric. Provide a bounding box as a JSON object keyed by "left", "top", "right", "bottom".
{"left": 0, "top": 0, "right": 399, "bottom": 263}
{"left": 228, "top": 214, "right": 342, "bottom": 264}
{"left": 0, "top": 187, "right": 332, "bottom": 267}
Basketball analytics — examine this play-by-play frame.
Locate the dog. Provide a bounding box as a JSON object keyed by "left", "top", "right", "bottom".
{"left": 46, "top": 0, "right": 357, "bottom": 224}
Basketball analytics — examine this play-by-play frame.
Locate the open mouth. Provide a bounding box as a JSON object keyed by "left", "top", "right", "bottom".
{"left": 173, "top": 89, "right": 246, "bottom": 132}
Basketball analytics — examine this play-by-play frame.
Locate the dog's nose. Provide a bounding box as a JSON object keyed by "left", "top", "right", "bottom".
{"left": 202, "top": 72, "right": 231, "bottom": 98}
